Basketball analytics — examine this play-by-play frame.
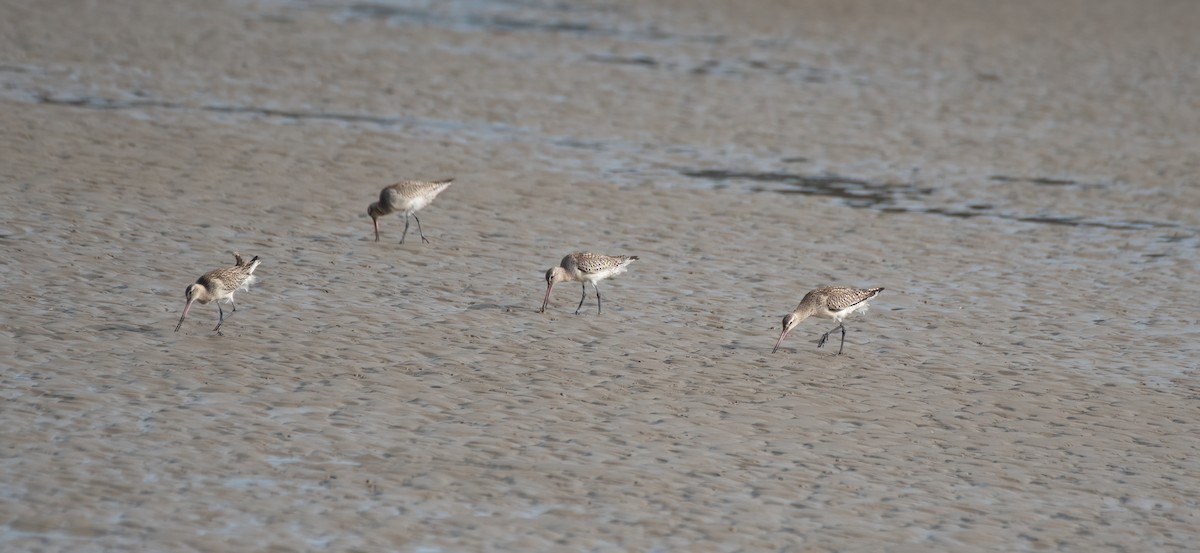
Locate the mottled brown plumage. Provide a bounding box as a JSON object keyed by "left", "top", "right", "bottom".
{"left": 539, "top": 252, "right": 639, "bottom": 315}
{"left": 773, "top": 286, "right": 883, "bottom": 355}
{"left": 368, "top": 179, "right": 454, "bottom": 243}
{"left": 175, "top": 252, "right": 262, "bottom": 334}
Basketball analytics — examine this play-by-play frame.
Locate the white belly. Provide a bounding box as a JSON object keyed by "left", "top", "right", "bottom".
{"left": 831, "top": 301, "right": 870, "bottom": 321}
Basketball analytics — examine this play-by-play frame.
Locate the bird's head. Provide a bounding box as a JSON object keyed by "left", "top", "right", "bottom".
{"left": 184, "top": 283, "right": 204, "bottom": 302}
{"left": 772, "top": 312, "right": 806, "bottom": 353}
{"left": 545, "top": 266, "right": 570, "bottom": 286}
{"left": 781, "top": 312, "right": 801, "bottom": 334}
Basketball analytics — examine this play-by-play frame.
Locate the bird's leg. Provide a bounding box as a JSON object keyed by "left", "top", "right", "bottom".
{"left": 594, "top": 282, "right": 602, "bottom": 315}
{"left": 817, "top": 323, "right": 844, "bottom": 350}
{"left": 837, "top": 324, "right": 847, "bottom": 355}
{"left": 413, "top": 213, "right": 429, "bottom": 243}
{"left": 213, "top": 303, "right": 226, "bottom": 334}
{"left": 574, "top": 283, "right": 587, "bottom": 315}
{"left": 400, "top": 214, "right": 411, "bottom": 244}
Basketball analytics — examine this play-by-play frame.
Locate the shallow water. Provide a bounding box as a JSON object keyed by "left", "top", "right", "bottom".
{"left": 2, "top": 0, "right": 1199, "bottom": 550}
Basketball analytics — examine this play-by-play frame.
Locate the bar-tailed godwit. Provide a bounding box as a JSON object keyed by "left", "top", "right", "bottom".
{"left": 772, "top": 286, "right": 883, "bottom": 355}
{"left": 539, "top": 252, "right": 639, "bottom": 315}
{"left": 175, "top": 252, "right": 261, "bottom": 335}
{"left": 368, "top": 178, "right": 454, "bottom": 243}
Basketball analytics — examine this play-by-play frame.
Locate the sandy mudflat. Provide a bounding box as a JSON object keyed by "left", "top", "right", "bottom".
{"left": 1, "top": 0, "right": 1198, "bottom": 551}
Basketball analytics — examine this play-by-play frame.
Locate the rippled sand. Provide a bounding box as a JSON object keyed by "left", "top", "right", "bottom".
{"left": 2, "top": 0, "right": 1198, "bottom": 550}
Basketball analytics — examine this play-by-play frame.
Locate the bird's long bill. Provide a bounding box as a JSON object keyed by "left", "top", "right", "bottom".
{"left": 540, "top": 283, "right": 554, "bottom": 312}
{"left": 372, "top": 216, "right": 380, "bottom": 242}
{"left": 772, "top": 328, "right": 790, "bottom": 353}
{"left": 175, "top": 300, "right": 194, "bottom": 332}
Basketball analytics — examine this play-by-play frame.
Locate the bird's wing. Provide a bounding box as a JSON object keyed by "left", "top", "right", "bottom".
{"left": 573, "top": 253, "right": 621, "bottom": 274}
{"left": 825, "top": 287, "right": 880, "bottom": 311}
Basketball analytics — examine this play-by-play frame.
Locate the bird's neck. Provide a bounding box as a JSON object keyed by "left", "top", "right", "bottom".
{"left": 795, "top": 298, "right": 821, "bottom": 319}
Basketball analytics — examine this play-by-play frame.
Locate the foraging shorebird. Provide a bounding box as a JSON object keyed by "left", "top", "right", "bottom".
{"left": 539, "top": 252, "right": 639, "bottom": 315}
{"left": 773, "top": 286, "right": 883, "bottom": 355}
{"left": 368, "top": 179, "right": 454, "bottom": 243}
{"left": 175, "top": 252, "right": 261, "bottom": 335}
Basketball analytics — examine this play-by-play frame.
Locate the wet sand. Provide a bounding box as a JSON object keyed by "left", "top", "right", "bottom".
{"left": 1, "top": 0, "right": 1198, "bottom": 550}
